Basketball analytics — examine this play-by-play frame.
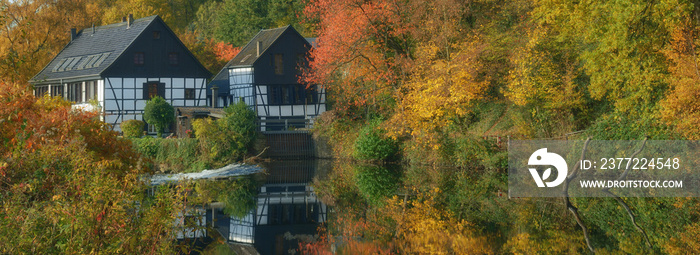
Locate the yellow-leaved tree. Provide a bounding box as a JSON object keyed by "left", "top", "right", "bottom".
{"left": 0, "top": 0, "right": 102, "bottom": 84}
{"left": 391, "top": 41, "right": 486, "bottom": 148}
{"left": 387, "top": 188, "right": 492, "bottom": 254}
{"left": 504, "top": 26, "right": 588, "bottom": 137}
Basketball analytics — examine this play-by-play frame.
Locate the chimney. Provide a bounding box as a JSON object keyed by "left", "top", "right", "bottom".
{"left": 127, "top": 14, "right": 133, "bottom": 28}
{"left": 211, "top": 85, "right": 219, "bottom": 108}
{"left": 70, "top": 28, "right": 77, "bottom": 41}
{"left": 91, "top": 23, "right": 95, "bottom": 34}
{"left": 257, "top": 41, "right": 263, "bottom": 57}
{"left": 121, "top": 16, "right": 126, "bottom": 22}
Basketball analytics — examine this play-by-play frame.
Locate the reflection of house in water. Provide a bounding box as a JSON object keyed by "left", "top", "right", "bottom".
{"left": 175, "top": 207, "right": 207, "bottom": 239}
{"left": 215, "top": 160, "right": 327, "bottom": 255}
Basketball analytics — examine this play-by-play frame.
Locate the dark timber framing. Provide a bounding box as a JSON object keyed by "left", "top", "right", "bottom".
{"left": 208, "top": 26, "right": 326, "bottom": 131}
{"left": 29, "top": 15, "right": 211, "bottom": 132}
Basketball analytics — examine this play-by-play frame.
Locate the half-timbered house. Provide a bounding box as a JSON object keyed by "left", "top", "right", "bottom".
{"left": 29, "top": 15, "right": 211, "bottom": 132}
{"left": 209, "top": 25, "right": 326, "bottom": 131}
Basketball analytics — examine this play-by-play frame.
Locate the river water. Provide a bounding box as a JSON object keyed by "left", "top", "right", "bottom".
{"left": 199, "top": 159, "right": 332, "bottom": 254}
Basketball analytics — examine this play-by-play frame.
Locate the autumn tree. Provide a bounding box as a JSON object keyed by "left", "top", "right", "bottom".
{"left": 178, "top": 30, "right": 241, "bottom": 74}
{"left": 0, "top": 81, "right": 188, "bottom": 253}
{"left": 0, "top": 0, "right": 102, "bottom": 84}
{"left": 100, "top": 0, "right": 235, "bottom": 74}
{"left": 193, "top": 0, "right": 311, "bottom": 47}
{"left": 661, "top": 3, "right": 700, "bottom": 139}
{"left": 100, "top": 0, "right": 209, "bottom": 33}
{"left": 504, "top": 26, "right": 590, "bottom": 137}
{"left": 533, "top": 0, "right": 681, "bottom": 113}
{"left": 303, "top": 0, "right": 414, "bottom": 118}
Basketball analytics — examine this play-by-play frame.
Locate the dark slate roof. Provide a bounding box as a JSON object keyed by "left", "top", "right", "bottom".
{"left": 30, "top": 16, "right": 159, "bottom": 84}
{"left": 228, "top": 26, "right": 289, "bottom": 67}
{"left": 208, "top": 58, "right": 235, "bottom": 96}
{"left": 305, "top": 38, "right": 316, "bottom": 47}
{"left": 208, "top": 26, "right": 290, "bottom": 95}
{"left": 209, "top": 26, "right": 310, "bottom": 95}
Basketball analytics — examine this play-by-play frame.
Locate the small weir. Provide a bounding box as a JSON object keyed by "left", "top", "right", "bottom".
{"left": 262, "top": 131, "right": 316, "bottom": 159}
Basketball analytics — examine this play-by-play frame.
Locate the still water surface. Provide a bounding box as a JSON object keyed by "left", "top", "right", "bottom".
{"left": 202, "top": 159, "right": 332, "bottom": 255}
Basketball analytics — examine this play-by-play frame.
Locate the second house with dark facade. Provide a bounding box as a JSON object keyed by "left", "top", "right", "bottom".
{"left": 209, "top": 25, "right": 326, "bottom": 131}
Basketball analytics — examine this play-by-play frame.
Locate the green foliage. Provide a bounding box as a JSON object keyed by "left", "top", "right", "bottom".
{"left": 143, "top": 96, "right": 174, "bottom": 138}
{"left": 586, "top": 108, "right": 674, "bottom": 140}
{"left": 193, "top": 100, "right": 258, "bottom": 167}
{"left": 354, "top": 119, "right": 400, "bottom": 162}
{"left": 194, "top": 178, "right": 259, "bottom": 219}
{"left": 312, "top": 161, "right": 366, "bottom": 210}
{"left": 131, "top": 137, "right": 205, "bottom": 173}
{"left": 532, "top": 0, "right": 680, "bottom": 113}
{"left": 222, "top": 100, "right": 258, "bottom": 153}
{"left": 121, "top": 119, "right": 145, "bottom": 138}
{"left": 195, "top": 0, "right": 311, "bottom": 47}
{"left": 354, "top": 164, "right": 401, "bottom": 206}
{"left": 201, "top": 241, "right": 237, "bottom": 255}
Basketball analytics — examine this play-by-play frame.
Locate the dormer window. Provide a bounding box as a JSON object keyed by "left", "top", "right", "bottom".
{"left": 134, "top": 52, "right": 144, "bottom": 65}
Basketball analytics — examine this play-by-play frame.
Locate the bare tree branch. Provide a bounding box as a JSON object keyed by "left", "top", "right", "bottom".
{"left": 602, "top": 137, "right": 652, "bottom": 249}
{"left": 602, "top": 189, "right": 652, "bottom": 249}
{"left": 615, "top": 137, "right": 648, "bottom": 182}
{"left": 563, "top": 138, "right": 594, "bottom": 253}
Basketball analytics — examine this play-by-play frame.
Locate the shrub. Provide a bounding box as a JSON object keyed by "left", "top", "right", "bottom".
{"left": 131, "top": 136, "right": 160, "bottom": 158}
{"left": 0, "top": 81, "right": 185, "bottom": 253}
{"left": 131, "top": 137, "right": 203, "bottom": 172}
{"left": 354, "top": 119, "right": 400, "bottom": 161}
{"left": 192, "top": 100, "right": 258, "bottom": 166}
{"left": 221, "top": 100, "right": 258, "bottom": 153}
{"left": 121, "top": 119, "right": 144, "bottom": 138}
{"left": 192, "top": 118, "right": 226, "bottom": 165}
{"left": 143, "top": 96, "right": 174, "bottom": 137}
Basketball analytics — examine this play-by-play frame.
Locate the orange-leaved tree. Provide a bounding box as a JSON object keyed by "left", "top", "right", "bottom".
{"left": 661, "top": 15, "right": 700, "bottom": 139}
{"left": 0, "top": 81, "right": 187, "bottom": 253}
{"left": 302, "top": 0, "right": 413, "bottom": 117}
{"left": 0, "top": 0, "right": 102, "bottom": 84}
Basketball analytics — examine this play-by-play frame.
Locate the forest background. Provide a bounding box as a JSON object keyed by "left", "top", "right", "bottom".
{"left": 4, "top": 0, "right": 700, "bottom": 253}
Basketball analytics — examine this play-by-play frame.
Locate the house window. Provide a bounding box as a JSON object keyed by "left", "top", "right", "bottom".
{"left": 148, "top": 123, "right": 157, "bottom": 134}
{"left": 147, "top": 123, "right": 168, "bottom": 135}
{"left": 274, "top": 54, "right": 283, "bottom": 75}
{"left": 67, "top": 83, "right": 81, "bottom": 102}
{"left": 153, "top": 31, "right": 160, "bottom": 39}
{"left": 134, "top": 52, "right": 144, "bottom": 65}
{"left": 143, "top": 82, "right": 165, "bottom": 99}
{"left": 184, "top": 88, "right": 195, "bottom": 99}
{"left": 305, "top": 85, "right": 318, "bottom": 104}
{"left": 34, "top": 86, "right": 49, "bottom": 97}
{"left": 86, "top": 80, "right": 98, "bottom": 101}
{"left": 169, "top": 52, "right": 178, "bottom": 65}
{"left": 295, "top": 85, "right": 312, "bottom": 104}
{"left": 268, "top": 84, "right": 316, "bottom": 105}
{"left": 296, "top": 53, "right": 306, "bottom": 70}
{"left": 51, "top": 85, "right": 64, "bottom": 98}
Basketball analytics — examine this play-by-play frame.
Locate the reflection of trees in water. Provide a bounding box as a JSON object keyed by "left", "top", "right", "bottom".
{"left": 354, "top": 164, "right": 402, "bottom": 205}
{"left": 194, "top": 177, "right": 260, "bottom": 218}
